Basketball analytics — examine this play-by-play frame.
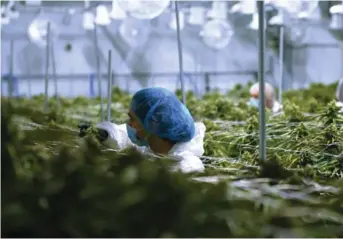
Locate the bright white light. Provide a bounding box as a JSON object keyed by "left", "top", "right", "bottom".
{"left": 230, "top": 0, "right": 256, "bottom": 15}
{"left": 83, "top": 11, "right": 95, "bottom": 30}
{"left": 27, "top": 17, "right": 60, "bottom": 48}
{"left": 188, "top": 6, "right": 205, "bottom": 25}
{"left": 329, "top": 4, "right": 343, "bottom": 29}
{"left": 169, "top": 10, "right": 185, "bottom": 30}
{"left": 200, "top": 19, "right": 233, "bottom": 50}
{"left": 110, "top": 0, "right": 127, "bottom": 20}
{"left": 94, "top": 5, "right": 111, "bottom": 25}
{"left": 207, "top": 1, "right": 228, "bottom": 20}
{"left": 330, "top": 4, "right": 343, "bottom": 14}
{"left": 116, "top": 0, "right": 170, "bottom": 20}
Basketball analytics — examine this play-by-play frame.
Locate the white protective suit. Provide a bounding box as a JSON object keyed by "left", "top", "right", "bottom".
{"left": 272, "top": 101, "right": 283, "bottom": 113}
{"left": 96, "top": 121, "right": 206, "bottom": 173}
{"left": 337, "top": 101, "right": 343, "bottom": 113}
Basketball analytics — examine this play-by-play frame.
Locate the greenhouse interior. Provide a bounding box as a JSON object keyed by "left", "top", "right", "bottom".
{"left": 2, "top": 0, "right": 343, "bottom": 237}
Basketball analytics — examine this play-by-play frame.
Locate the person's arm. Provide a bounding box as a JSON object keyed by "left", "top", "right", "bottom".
{"left": 95, "top": 122, "right": 135, "bottom": 149}
{"left": 167, "top": 122, "right": 206, "bottom": 173}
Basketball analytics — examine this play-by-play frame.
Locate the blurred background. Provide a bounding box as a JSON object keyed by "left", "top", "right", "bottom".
{"left": 1, "top": 0, "right": 343, "bottom": 98}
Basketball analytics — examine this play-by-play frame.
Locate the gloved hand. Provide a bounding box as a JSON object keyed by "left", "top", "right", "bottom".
{"left": 78, "top": 122, "right": 109, "bottom": 141}
{"left": 97, "top": 128, "right": 109, "bottom": 141}
{"left": 78, "top": 122, "right": 91, "bottom": 137}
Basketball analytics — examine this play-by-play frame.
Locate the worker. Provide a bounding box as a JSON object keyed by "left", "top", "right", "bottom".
{"left": 336, "top": 78, "right": 343, "bottom": 111}
{"left": 248, "top": 82, "right": 282, "bottom": 113}
{"left": 78, "top": 87, "right": 206, "bottom": 173}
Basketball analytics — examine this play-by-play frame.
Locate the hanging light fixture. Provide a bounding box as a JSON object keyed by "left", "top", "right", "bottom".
{"left": 82, "top": 0, "right": 94, "bottom": 30}
{"left": 110, "top": 0, "right": 127, "bottom": 20}
{"left": 268, "top": 0, "right": 318, "bottom": 19}
{"left": 248, "top": 10, "right": 270, "bottom": 31}
{"left": 188, "top": 6, "right": 205, "bottom": 25}
{"left": 297, "top": 1, "right": 319, "bottom": 19}
{"left": 201, "top": 1, "right": 233, "bottom": 50}
{"left": 27, "top": 13, "right": 60, "bottom": 48}
{"left": 249, "top": 12, "right": 259, "bottom": 30}
{"left": 207, "top": 1, "right": 228, "bottom": 20}
{"left": 83, "top": 11, "right": 95, "bottom": 30}
{"left": 200, "top": 19, "right": 233, "bottom": 50}
{"left": 329, "top": 3, "right": 343, "bottom": 29}
{"left": 116, "top": 0, "right": 170, "bottom": 20}
{"left": 7, "top": 0, "right": 20, "bottom": 19}
{"left": 169, "top": 9, "right": 185, "bottom": 30}
{"left": 267, "top": 1, "right": 316, "bottom": 44}
{"left": 239, "top": 0, "right": 261, "bottom": 31}
{"left": 230, "top": 0, "right": 256, "bottom": 15}
{"left": 94, "top": 5, "right": 111, "bottom": 25}
{"left": 247, "top": 1, "right": 274, "bottom": 31}
{"left": 1, "top": 6, "right": 10, "bottom": 25}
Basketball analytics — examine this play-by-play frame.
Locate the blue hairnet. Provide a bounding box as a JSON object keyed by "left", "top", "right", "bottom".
{"left": 130, "top": 87, "right": 195, "bottom": 143}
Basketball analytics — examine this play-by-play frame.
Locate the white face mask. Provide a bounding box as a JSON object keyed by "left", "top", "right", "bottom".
{"left": 126, "top": 124, "right": 150, "bottom": 147}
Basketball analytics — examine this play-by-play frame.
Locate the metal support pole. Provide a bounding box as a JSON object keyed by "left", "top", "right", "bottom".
{"left": 22, "top": 44, "right": 32, "bottom": 97}
{"left": 258, "top": 0, "right": 266, "bottom": 162}
{"left": 107, "top": 50, "right": 112, "bottom": 122}
{"left": 9, "top": 40, "right": 14, "bottom": 97}
{"left": 94, "top": 25, "right": 104, "bottom": 120}
{"left": 174, "top": 0, "right": 186, "bottom": 105}
{"left": 44, "top": 22, "right": 51, "bottom": 112}
{"left": 50, "top": 41, "right": 59, "bottom": 108}
{"left": 111, "top": 72, "right": 115, "bottom": 85}
{"left": 27, "top": 77, "right": 32, "bottom": 98}
{"left": 205, "top": 72, "right": 210, "bottom": 93}
{"left": 278, "top": 26, "right": 284, "bottom": 104}
{"left": 126, "top": 74, "right": 130, "bottom": 93}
